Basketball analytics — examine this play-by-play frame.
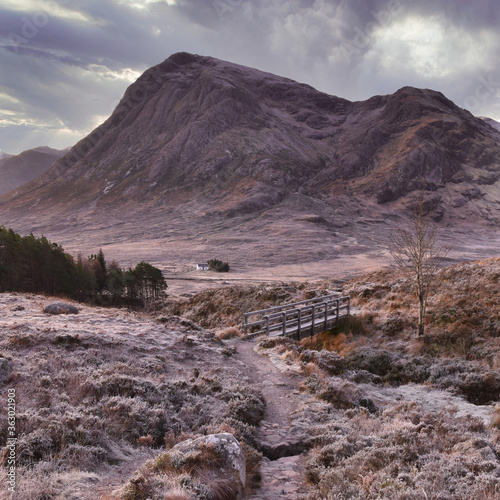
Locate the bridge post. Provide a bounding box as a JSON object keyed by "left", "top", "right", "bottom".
{"left": 311, "top": 305, "right": 316, "bottom": 337}
{"left": 264, "top": 315, "right": 270, "bottom": 335}
{"left": 335, "top": 299, "right": 340, "bottom": 326}
{"left": 323, "top": 302, "right": 328, "bottom": 330}
{"left": 347, "top": 296, "right": 351, "bottom": 316}
{"left": 282, "top": 311, "right": 287, "bottom": 336}
{"left": 297, "top": 308, "right": 302, "bottom": 340}
{"left": 243, "top": 314, "right": 248, "bottom": 336}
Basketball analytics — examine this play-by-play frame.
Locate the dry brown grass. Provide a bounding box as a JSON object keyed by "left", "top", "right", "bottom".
{"left": 492, "top": 405, "right": 500, "bottom": 430}
{"left": 2, "top": 258, "right": 499, "bottom": 498}
{"left": 117, "top": 439, "right": 243, "bottom": 500}
{"left": 254, "top": 259, "right": 500, "bottom": 499}
{"left": 301, "top": 331, "right": 362, "bottom": 357}
{"left": 216, "top": 326, "right": 242, "bottom": 340}
{"left": 345, "top": 258, "right": 500, "bottom": 353}
{"left": 290, "top": 259, "right": 500, "bottom": 403}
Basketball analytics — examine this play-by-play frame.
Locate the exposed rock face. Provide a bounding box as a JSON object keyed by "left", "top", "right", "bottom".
{"left": 1, "top": 53, "right": 499, "bottom": 219}
{"left": 44, "top": 303, "right": 79, "bottom": 315}
{"left": 0, "top": 146, "right": 64, "bottom": 195}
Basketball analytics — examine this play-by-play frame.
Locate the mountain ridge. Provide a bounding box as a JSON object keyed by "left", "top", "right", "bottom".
{"left": 2, "top": 53, "right": 499, "bottom": 214}
{"left": 0, "top": 52, "right": 499, "bottom": 272}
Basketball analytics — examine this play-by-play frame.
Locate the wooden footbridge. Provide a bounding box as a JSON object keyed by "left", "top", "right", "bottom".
{"left": 243, "top": 294, "right": 350, "bottom": 339}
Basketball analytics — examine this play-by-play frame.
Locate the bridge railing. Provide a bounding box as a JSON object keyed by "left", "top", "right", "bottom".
{"left": 243, "top": 294, "right": 350, "bottom": 338}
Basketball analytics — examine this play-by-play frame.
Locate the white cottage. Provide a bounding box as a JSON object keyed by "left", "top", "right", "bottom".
{"left": 194, "top": 263, "right": 210, "bottom": 271}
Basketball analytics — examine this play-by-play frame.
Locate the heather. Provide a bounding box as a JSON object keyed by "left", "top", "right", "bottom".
{"left": 1, "top": 258, "right": 499, "bottom": 498}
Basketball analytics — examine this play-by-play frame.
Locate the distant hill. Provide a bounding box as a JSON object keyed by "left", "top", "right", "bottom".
{"left": 479, "top": 116, "right": 500, "bottom": 133}
{"left": 0, "top": 146, "right": 65, "bottom": 195}
{"left": 0, "top": 150, "right": 13, "bottom": 161}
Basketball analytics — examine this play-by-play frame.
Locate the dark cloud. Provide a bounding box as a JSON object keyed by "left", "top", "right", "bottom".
{"left": 0, "top": 0, "right": 499, "bottom": 154}
{"left": 2, "top": 44, "right": 96, "bottom": 68}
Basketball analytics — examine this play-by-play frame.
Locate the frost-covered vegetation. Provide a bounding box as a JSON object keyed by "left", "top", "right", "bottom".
{"left": 257, "top": 334, "right": 500, "bottom": 499}
{"left": 0, "top": 295, "right": 263, "bottom": 498}
{"left": 254, "top": 258, "right": 500, "bottom": 499}
{"left": 1, "top": 258, "right": 499, "bottom": 498}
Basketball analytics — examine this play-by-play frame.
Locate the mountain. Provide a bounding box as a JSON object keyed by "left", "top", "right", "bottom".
{"left": 0, "top": 150, "right": 13, "bottom": 161}
{"left": 0, "top": 146, "right": 65, "bottom": 195}
{"left": 480, "top": 116, "right": 500, "bottom": 133}
{"left": 0, "top": 52, "right": 499, "bottom": 274}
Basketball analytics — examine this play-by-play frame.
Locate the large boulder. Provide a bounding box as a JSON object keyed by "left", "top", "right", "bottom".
{"left": 115, "top": 432, "right": 247, "bottom": 499}
{"left": 44, "top": 302, "right": 79, "bottom": 315}
{"left": 169, "top": 432, "right": 246, "bottom": 489}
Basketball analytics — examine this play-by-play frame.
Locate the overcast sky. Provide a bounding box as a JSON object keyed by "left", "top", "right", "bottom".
{"left": 0, "top": 0, "right": 499, "bottom": 154}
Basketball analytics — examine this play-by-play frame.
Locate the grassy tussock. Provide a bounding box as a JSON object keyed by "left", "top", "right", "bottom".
{"left": 216, "top": 326, "right": 242, "bottom": 340}
{"left": 118, "top": 444, "right": 239, "bottom": 500}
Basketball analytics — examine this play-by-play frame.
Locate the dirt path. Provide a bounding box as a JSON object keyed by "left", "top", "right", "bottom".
{"left": 229, "top": 338, "right": 310, "bottom": 499}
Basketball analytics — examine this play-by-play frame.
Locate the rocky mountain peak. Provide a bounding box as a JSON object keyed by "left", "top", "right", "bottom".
{"left": 0, "top": 53, "right": 499, "bottom": 242}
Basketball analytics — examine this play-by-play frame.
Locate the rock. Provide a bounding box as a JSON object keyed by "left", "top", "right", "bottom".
{"left": 168, "top": 433, "right": 246, "bottom": 495}
{"left": 359, "top": 398, "right": 378, "bottom": 414}
{"left": 452, "top": 439, "right": 499, "bottom": 462}
{"left": 260, "top": 440, "right": 308, "bottom": 460}
{"left": 44, "top": 302, "right": 79, "bottom": 315}
{"left": 300, "top": 349, "right": 346, "bottom": 375}
{"left": 0, "top": 358, "right": 13, "bottom": 383}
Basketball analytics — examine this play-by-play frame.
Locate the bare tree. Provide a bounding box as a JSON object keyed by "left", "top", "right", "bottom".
{"left": 390, "top": 199, "right": 449, "bottom": 336}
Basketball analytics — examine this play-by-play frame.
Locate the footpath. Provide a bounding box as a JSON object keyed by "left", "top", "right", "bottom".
{"left": 230, "top": 339, "right": 310, "bottom": 499}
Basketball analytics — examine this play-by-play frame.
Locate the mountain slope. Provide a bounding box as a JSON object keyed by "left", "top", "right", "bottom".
{"left": 3, "top": 52, "right": 500, "bottom": 215}
{"left": 0, "top": 146, "right": 65, "bottom": 195}
{"left": 0, "top": 53, "right": 499, "bottom": 272}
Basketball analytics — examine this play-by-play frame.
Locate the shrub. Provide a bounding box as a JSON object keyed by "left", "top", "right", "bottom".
{"left": 223, "top": 389, "right": 266, "bottom": 427}
{"left": 303, "top": 401, "right": 500, "bottom": 500}
{"left": 207, "top": 259, "right": 230, "bottom": 272}
{"left": 299, "top": 349, "right": 346, "bottom": 375}
{"left": 216, "top": 327, "right": 241, "bottom": 340}
{"left": 345, "top": 348, "right": 395, "bottom": 377}
{"left": 318, "top": 379, "right": 361, "bottom": 409}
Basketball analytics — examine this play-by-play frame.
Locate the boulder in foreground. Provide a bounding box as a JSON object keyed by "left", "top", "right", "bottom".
{"left": 167, "top": 433, "right": 246, "bottom": 488}
{"left": 116, "top": 432, "right": 246, "bottom": 499}
{"left": 44, "top": 302, "right": 79, "bottom": 315}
